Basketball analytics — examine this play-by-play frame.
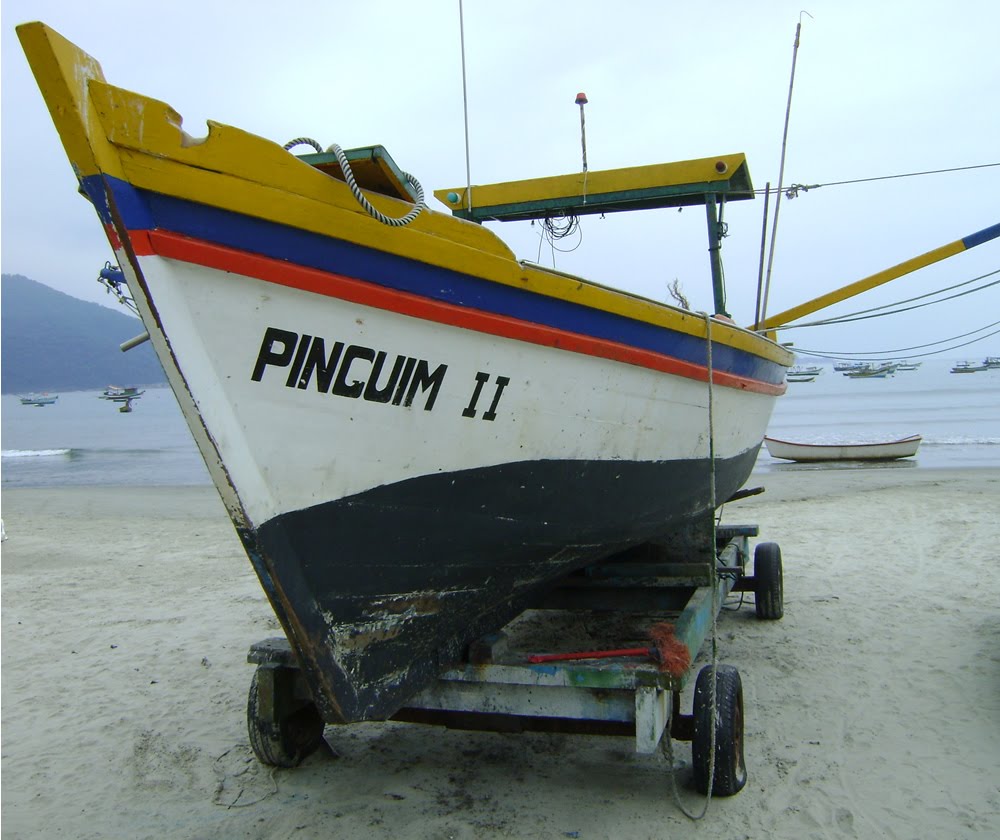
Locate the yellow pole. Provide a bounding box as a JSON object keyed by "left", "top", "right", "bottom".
{"left": 752, "top": 223, "right": 1000, "bottom": 331}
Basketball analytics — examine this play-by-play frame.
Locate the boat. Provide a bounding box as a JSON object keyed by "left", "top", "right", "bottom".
{"left": 844, "top": 363, "right": 893, "bottom": 378}
{"left": 786, "top": 373, "right": 816, "bottom": 382}
{"left": 982, "top": 357, "right": 1000, "bottom": 368}
{"left": 894, "top": 360, "right": 921, "bottom": 371}
{"left": 950, "top": 361, "right": 987, "bottom": 373}
{"left": 19, "top": 393, "right": 59, "bottom": 406}
{"left": 764, "top": 434, "right": 922, "bottom": 462}
{"left": 99, "top": 385, "right": 145, "bottom": 412}
{"left": 19, "top": 22, "right": 798, "bottom": 723}
{"left": 788, "top": 365, "right": 822, "bottom": 379}
{"left": 99, "top": 385, "right": 145, "bottom": 402}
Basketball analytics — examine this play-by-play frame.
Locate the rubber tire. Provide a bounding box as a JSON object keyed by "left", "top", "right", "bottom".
{"left": 691, "top": 664, "right": 747, "bottom": 796}
{"left": 247, "top": 667, "right": 325, "bottom": 768}
{"left": 753, "top": 541, "right": 784, "bottom": 620}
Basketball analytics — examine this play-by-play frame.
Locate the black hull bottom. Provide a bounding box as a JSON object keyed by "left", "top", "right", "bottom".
{"left": 249, "top": 450, "right": 758, "bottom": 722}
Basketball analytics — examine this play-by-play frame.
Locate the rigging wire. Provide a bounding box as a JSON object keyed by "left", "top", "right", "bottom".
{"left": 793, "top": 325, "right": 1000, "bottom": 362}
{"left": 761, "top": 160, "right": 1000, "bottom": 197}
{"left": 777, "top": 267, "right": 1000, "bottom": 329}
{"left": 776, "top": 273, "right": 1000, "bottom": 330}
{"left": 793, "top": 319, "right": 1000, "bottom": 357}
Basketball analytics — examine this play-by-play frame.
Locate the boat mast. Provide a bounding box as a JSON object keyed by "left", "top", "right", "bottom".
{"left": 705, "top": 193, "right": 729, "bottom": 317}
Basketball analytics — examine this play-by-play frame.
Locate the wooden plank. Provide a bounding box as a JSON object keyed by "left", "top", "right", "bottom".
{"left": 434, "top": 153, "right": 753, "bottom": 222}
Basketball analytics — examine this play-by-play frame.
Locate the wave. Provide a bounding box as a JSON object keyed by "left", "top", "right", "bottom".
{"left": 921, "top": 437, "right": 1000, "bottom": 446}
{"left": 1, "top": 448, "right": 72, "bottom": 458}
{"left": 2, "top": 447, "right": 173, "bottom": 459}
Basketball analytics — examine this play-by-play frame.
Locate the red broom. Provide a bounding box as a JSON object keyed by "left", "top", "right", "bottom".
{"left": 526, "top": 622, "right": 691, "bottom": 677}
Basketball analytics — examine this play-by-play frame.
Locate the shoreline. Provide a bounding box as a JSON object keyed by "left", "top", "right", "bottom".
{"left": 2, "top": 470, "right": 999, "bottom": 837}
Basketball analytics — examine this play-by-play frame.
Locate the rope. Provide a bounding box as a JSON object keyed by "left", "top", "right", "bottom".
{"left": 283, "top": 137, "right": 426, "bottom": 227}
{"left": 327, "top": 143, "right": 426, "bottom": 227}
{"left": 282, "top": 138, "right": 323, "bottom": 153}
{"left": 664, "top": 312, "right": 719, "bottom": 820}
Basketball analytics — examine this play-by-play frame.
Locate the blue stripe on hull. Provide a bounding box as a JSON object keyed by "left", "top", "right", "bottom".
{"left": 88, "top": 174, "right": 787, "bottom": 386}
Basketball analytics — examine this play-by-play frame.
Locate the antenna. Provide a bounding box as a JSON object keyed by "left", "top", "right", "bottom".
{"left": 575, "top": 92, "right": 588, "bottom": 202}
{"left": 575, "top": 92, "right": 589, "bottom": 172}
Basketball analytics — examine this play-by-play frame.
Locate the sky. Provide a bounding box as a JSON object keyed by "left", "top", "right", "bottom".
{"left": 2, "top": 0, "right": 998, "bottom": 360}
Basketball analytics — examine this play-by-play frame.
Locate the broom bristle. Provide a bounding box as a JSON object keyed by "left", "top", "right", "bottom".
{"left": 648, "top": 622, "right": 691, "bottom": 677}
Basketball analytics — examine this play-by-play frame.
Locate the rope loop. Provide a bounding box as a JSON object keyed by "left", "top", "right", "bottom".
{"left": 327, "top": 143, "right": 426, "bottom": 228}
{"left": 282, "top": 137, "right": 426, "bottom": 228}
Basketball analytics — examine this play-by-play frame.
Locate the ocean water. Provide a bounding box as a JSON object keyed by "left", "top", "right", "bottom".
{"left": 2, "top": 362, "right": 998, "bottom": 489}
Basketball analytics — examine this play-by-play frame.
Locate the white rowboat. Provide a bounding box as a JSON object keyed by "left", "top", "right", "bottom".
{"left": 764, "top": 435, "right": 922, "bottom": 462}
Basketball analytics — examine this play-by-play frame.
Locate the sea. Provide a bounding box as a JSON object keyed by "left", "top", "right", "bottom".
{"left": 2, "top": 361, "right": 999, "bottom": 489}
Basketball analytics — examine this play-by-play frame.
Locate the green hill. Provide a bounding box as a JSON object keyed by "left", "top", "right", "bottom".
{"left": 1, "top": 273, "right": 168, "bottom": 393}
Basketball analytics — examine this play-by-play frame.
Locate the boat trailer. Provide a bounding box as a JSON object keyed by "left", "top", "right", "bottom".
{"left": 246, "top": 522, "right": 783, "bottom": 796}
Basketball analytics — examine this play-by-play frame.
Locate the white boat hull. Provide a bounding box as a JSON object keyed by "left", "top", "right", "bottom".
{"left": 764, "top": 435, "right": 921, "bottom": 462}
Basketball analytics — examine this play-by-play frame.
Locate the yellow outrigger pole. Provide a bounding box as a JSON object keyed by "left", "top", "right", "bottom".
{"left": 752, "top": 222, "right": 1000, "bottom": 333}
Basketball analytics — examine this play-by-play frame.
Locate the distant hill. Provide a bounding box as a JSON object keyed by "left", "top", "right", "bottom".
{"left": 1, "top": 273, "right": 168, "bottom": 393}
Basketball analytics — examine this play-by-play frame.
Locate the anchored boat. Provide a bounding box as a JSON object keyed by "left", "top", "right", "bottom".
{"left": 18, "top": 393, "right": 59, "bottom": 407}
{"left": 17, "top": 22, "right": 797, "bottom": 723}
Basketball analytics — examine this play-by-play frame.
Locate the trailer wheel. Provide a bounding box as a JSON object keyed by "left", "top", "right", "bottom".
{"left": 692, "top": 664, "right": 747, "bottom": 796}
{"left": 753, "top": 542, "right": 784, "bottom": 620}
{"left": 247, "top": 666, "right": 325, "bottom": 767}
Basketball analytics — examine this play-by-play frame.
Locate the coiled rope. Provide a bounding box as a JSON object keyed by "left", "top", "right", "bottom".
{"left": 283, "top": 138, "right": 426, "bottom": 227}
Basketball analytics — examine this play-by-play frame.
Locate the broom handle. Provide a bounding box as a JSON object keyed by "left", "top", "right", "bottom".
{"left": 527, "top": 647, "right": 653, "bottom": 663}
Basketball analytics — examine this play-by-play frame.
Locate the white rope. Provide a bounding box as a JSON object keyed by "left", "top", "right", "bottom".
{"left": 283, "top": 137, "right": 426, "bottom": 228}
{"left": 664, "top": 312, "right": 719, "bottom": 819}
{"left": 327, "top": 143, "right": 426, "bottom": 227}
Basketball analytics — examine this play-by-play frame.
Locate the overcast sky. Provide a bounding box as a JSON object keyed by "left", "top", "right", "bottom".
{"left": 3, "top": 0, "right": 998, "bottom": 359}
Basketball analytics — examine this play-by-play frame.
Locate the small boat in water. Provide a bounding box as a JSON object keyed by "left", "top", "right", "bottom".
{"left": 950, "top": 361, "right": 987, "bottom": 373}
{"left": 19, "top": 393, "right": 59, "bottom": 406}
{"left": 844, "top": 363, "right": 893, "bottom": 379}
{"left": 764, "top": 434, "right": 922, "bottom": 462}
{"left": 787, "top": 365, "right": 821, "bottom": 382}
{"left": 99, "top": 385, "right": 145, "bottom": 413}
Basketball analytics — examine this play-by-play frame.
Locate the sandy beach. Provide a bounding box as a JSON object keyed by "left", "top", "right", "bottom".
{"left": 2, "top": 467, "right": 999, "bottom": 839}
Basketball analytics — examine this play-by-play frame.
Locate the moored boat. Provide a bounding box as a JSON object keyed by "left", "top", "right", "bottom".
{"left": 844, "top": 363, "right": 893, "bottom": 378}
{"left": 19, "top": 393, "right": 59, "bottom": 406}
{"left": 18, "top": 22, "right": 794, "bottom": 724}
{"left": 950, "top": 361, "right": 987, "bottom": 373}
{"left": 764, "top": 434, "right": 922, "bottom": 462}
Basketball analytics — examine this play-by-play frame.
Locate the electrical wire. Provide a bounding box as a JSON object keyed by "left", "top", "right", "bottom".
{"left": 540, "top": 213, "right": 583, "bottom": 253}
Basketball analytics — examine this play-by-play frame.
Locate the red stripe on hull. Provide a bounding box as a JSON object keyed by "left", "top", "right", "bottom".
{"left": 133, "top": 229, "right": 783, "bottom": 395}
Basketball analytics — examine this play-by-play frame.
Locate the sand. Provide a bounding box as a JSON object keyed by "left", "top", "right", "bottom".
{"left": 2, "top": 468, "right": 999, "bottom": 839}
